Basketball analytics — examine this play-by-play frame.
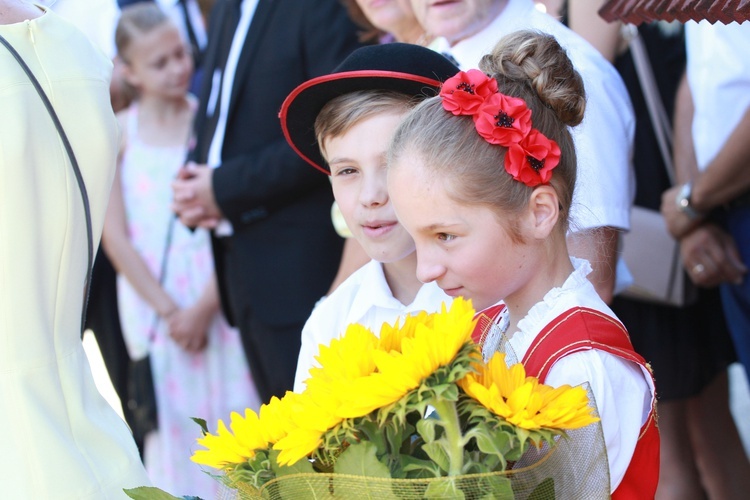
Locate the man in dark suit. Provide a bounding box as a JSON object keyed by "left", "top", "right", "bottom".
{"left": 172, "top": 0, "right": 361, "bottom": 402}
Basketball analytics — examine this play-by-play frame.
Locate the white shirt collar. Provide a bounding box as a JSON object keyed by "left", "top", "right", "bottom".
{"left": 443, "top": 0, "right": 536, "bottom": 70}
{"left": 509, "top": 257, "right": 594, "bottom": 357}
{"left": 345, "top": 260, "right": 451, "bottom": 326}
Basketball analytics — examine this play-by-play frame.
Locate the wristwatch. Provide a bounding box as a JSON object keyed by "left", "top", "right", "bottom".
{"left": 675, "top": 182, "right": 704, "bottom": 221}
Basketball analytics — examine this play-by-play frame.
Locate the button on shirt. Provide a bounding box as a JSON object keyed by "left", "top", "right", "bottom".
{"left": 293, "top": 260, "right": 452, "bottom": 392}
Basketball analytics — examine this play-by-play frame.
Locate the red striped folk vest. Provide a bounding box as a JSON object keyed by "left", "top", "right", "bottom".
{"left": 521, "top": 307, "right": 659, "bottom": 500}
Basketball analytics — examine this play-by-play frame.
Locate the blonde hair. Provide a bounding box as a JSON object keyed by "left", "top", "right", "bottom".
{"left": 388, "top": 30, "right": 585, "bottom": 240}
{"left": 115, "top": 3, "right": 170, "bottom": 63}
{"left": 315, "top": 90, "right": 416, "bottom": 159}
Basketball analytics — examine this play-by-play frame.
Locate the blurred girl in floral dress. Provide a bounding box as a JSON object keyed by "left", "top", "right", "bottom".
{"left": 102, "top": 3, "right": 260, "bottom": 497}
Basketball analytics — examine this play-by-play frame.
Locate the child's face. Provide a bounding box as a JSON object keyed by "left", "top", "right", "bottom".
{"left": 389, "top": 149, "right": 534, "bottom": 311}
{"left": 324, "top": 112, "right": 415, "bottom": 263}
{"left": 123, "top": 23, "right": 193, "bottom": 99}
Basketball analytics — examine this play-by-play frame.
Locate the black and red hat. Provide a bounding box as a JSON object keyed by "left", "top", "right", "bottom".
{"left": 279, "top": 43, "right": 460, "bottom": 174}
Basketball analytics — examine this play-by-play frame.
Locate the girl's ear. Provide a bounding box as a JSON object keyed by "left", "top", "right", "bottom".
{"left": 523, "top": 185, "right": 560, "bottom": 240}
{"left": 118, "top": 57, "right": 141, "bottom": 89}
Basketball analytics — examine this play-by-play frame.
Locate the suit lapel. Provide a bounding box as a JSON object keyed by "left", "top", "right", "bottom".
{"left": 192, "top": 0, "right": 233, "bottom": 159}
{"left": 226, "top": 0, "right": 279, "bottom": 117}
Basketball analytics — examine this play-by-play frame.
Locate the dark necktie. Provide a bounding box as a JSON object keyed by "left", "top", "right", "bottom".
{"left": 198, "top": 0, "right": 242, "bottom": 160}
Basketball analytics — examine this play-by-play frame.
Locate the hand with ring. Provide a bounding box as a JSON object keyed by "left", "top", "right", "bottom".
{"left": 680, "top": 223, "right": 746, "bottom": 287}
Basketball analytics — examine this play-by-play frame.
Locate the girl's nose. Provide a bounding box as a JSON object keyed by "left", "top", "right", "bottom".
{"left": 415, "top": 250, "right": 444, "bottom": 284}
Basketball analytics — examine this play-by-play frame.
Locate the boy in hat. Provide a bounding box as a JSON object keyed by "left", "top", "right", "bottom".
{"left": 280, "top": 43, "right": 458, "bottom": 392}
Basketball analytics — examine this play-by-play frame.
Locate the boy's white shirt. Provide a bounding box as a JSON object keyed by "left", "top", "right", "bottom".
{"left": 293, "top": 259, "right": 452, "bottom": 393}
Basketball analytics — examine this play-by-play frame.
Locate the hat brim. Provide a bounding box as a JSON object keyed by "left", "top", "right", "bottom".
{"left": 280, "top": 70, "right": 445, "bottom": 174}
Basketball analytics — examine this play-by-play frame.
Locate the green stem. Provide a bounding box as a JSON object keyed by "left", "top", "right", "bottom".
{"left": 431, "top": 399, "right": 464, "bottom": 476}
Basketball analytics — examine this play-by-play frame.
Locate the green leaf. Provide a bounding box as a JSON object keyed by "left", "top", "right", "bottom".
{"left": 422, "top": 441, "right": 450, "bottom": 474}
{"left": 189, "top": 417, "right": 209, "bottom": 436}
{"left": 270, "top": 451, "right": 315, "bottom": 477}
{"left": 515, "top": 426, "right": 531, "bottom": 447}
{"left": 423, "top": 478, "right": 465, "bottom": 500}
{"left": 432, "top": 382, "right": 459, "bottom": 401}
{"left": 474, "top": 429, "right": 511, "bottom": 467}
{"left": 527, "top": 477, "right": 555, "bottom": 500}
{"left": 417, "top": 417, "right": 438, "bottom": 444}
{"left": 400, "top": 455, "right": 443, "bottom": 479}
{"left": 333, "top": 441, "right": 391, "bottom": 478}
{"left": 358, "top": 418, "right": 388, "bottom": 457}
{"left": 266, "top": 449, "right": 321, "bottom": 499}
{"left": 333, "top": 441, "right": 397, "bottom": 499}
{"left": 123, "top": 487, "right": 184, "bottom": 500}
{"left": 474, "top": 475, "right": 514, "bottom": 500}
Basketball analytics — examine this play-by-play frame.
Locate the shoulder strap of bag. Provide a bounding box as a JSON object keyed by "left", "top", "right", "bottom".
{"left": 627, "top": 25, "right": 676, "bottom": 185}
{"left": 0, "top": 33, "right": 94, "bottom": 333}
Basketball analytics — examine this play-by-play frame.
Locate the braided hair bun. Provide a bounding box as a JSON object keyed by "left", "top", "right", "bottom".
{"left": 479, "top": 30, "right": 586, "bottom": 128}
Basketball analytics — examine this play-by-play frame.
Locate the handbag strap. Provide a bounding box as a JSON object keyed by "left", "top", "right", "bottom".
{"left": 627, "top": 25, "right": 676, "bottom": 185}
{"left": 0, "top": 33, "right": 94, "bottom": 333}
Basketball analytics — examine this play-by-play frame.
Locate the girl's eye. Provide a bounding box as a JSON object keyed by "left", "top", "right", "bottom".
{"left": 437, "top": 233, "right": 456, "bottom": 242}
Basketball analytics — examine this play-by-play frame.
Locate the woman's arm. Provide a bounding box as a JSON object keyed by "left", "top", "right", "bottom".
{"left": 102, "top": 138, "right": 178, "bottom": 319}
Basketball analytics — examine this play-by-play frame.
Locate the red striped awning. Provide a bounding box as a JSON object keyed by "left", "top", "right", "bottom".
{"left": 599, "top": 0, "right": 750, "bottom": 25}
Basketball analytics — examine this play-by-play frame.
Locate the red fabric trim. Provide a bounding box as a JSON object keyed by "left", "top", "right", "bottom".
{"left": 471, "top": 304, "right": 506, "bottom": 345}
{"left": 278, "top": 70, "right": 443, "bottom": 175}
{"left": 522, "top": 307, "right": 659, "bottom": 499}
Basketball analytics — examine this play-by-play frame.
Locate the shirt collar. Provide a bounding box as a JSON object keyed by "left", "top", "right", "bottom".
{"left": 447, "top": 0, "right": 536, "bottom": 70}
{"left": 345, "top": 261, "right": 452, "bottom": 326}
{"left": 510, "top": 257, "right": 593, "bottom": 358}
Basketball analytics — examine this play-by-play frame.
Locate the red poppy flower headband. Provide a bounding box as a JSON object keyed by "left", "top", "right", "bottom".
{"left": 439, "top": 69, "right": 561, "bottom": 187}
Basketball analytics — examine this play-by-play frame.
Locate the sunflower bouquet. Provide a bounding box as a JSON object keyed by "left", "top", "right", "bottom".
{"left": 126, "top": 298, "right": 608, "bottom": 500}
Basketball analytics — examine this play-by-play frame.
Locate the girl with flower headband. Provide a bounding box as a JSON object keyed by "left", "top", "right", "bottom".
{"left": 388, "top": 30, "right": 658, "bottom": 498}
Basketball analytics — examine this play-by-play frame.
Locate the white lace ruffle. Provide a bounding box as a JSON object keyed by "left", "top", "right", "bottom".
{"left": 517, "top": 257, "right": 591, "bottom": 330}
{"left": 481, "top": 257, "right": 593, "bottom": 361}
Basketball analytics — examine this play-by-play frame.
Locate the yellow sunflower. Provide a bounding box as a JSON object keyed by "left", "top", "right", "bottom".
{"left": 191, "top": 410, "right": 265, "bottom": 470}
{"left": 306, "top": 323, "right": 379, "bottom": 388}
{"left": 459, "top": 352, "right": 599, "bottom": 430}
{"left": 377, "top": 310, "right": 430, "bottom": 353}
{"left": 272, "top": 388, "right": 344, "bottom": 465}
{"left": 258, "top": 394, "right": 297, "bottom": 444}
{"left": 191, "top": 393, "right": 300, "bottom": 471}
{"left": 339, "top": 298, "right": 477, "bottom": 416}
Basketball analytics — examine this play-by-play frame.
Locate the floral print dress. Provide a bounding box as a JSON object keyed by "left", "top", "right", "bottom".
{"left": 117, "top": 103, "right": 261, "bottom": 498}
